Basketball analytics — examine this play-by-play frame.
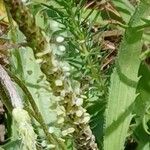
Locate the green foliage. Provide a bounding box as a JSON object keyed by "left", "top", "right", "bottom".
{"left": 1, "top": 0, "right": 150, "bottom": 150}
{"left": 104, "top": 1, "right": 150, "bottom": 150}
{"left": 1, "top": 140, "right": 21, "bottom": 150}
{"left": 112, "top": 0, "right": 135, "bottom": 23}
{"left": 133, "top": 63, "right": 150, "bottom": 150}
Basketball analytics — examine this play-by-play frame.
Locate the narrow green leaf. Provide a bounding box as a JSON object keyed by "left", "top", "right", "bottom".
{"left": 134, "top": 64, "right": 150, "bottom": 149}
{"left": 112, "top": 0, "right": 135, "bottom": 23}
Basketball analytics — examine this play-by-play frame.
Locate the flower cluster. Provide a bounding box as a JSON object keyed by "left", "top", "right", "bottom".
{"left": 5, "top": 1, "right": 98, "bottom": 149}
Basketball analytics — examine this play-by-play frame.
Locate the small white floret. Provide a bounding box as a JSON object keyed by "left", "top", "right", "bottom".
{"left": 57, "top": 117, "right": 64, "bottom": 124}
{"left": 55, "top": 79, "right": 63, "bottom": 86}
{"left": 48, "top": 127, "right": 55, "bottom": 133}
{"left": 76, "top": 110, "right": 83, "bottom": 117}
{"left": 59, "top": 45, "right": 66, "bottom": 52}
{"left": 75, "top": 98, "right": 83, "bottom": 106}
{"left": 56, "top": 36, "right": 64, "bottom": 43}
{"left": 41, "top": 140, "right": 47, "bottom": 147}
{"left": 47, "top": 144, "right": 56, "bottom": 149}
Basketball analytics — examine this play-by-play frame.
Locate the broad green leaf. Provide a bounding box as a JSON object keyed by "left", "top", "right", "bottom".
{"left": 19, "top": 47, "right": 57, "bottom": 124}
{"left": 104, "top": 1, "right": 150, "bottom": 150}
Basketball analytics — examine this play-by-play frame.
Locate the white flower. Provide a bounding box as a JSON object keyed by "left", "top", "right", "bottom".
{"left": 76, "top": 110, "right": 83, "bottom": 117}
{"left": 60, "top": 90, "right": 66, "bottom": 97}
{"left": 41, "top": 140, "right": 47, "bottom": 147}
{"left": 21, "top": 0, "right": 27, "bottom": 3}
{"left": 48, "top": 127, "right": 55, "bottom": 133}
{"left": 75, "top": 98, "right": 83, "bottom": 106}
{"left": 62, "top": 130, "right": 68, "bottom": 136}
{"left": 63, "top": 66, "right": 70, "bottom": 72}
{"left": 82, "top": 113, "right": 90, "bottom": 123}
{"left": 52, "top": 58, "right": 59, "bottom": 67}
{"left": 58, "top": 45, "right": 66, "bottom": 52}
{"left": 57, "top": 117, "right": 64, "bottom": 124}
{"left": 62, "top": 128, "right": 75, "bottom": 136}
{"left": 35, "top": 59, "right": 43, "bottom": 64}
{"left": 47, "top": 144, "right": 56, "bottom": 149}
{"left": 65, "top": 72, "right": 70, "bottom": 77}
{"left": 55, "top": 79, "right": 63, "bottom": 86}
{"left": 54, "top": 96, "right": 62, "bottom": 102}
{"left": 56, "top": 106, "right": 65, "bottom": 116}
{"left": 58, "top": 138, "right": 65, "bottom": 142}
{"left": 56, "top": 36, "right": 64, "bottom": 43}
{"left": 81, "top": 95, "right": 87, "bottom": 99}
{"left": 50, "top": 21, "right": 59, "bottom": 31}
